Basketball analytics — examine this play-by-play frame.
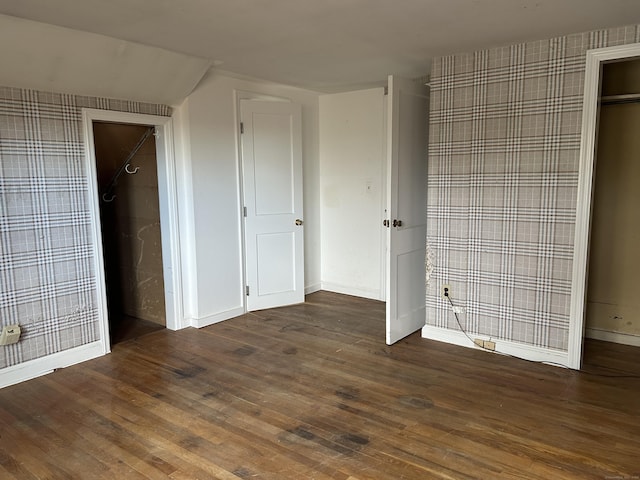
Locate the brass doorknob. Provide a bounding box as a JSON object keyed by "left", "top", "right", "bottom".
{"left": 295, "top": 219, "right": 303, "bottom": 226}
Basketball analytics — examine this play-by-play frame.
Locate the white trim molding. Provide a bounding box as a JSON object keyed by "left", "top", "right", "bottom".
{"left": 321, "top": 282, "right": 384, "bottom": 302}
{"left": 0, "top": 342, "right": 105, "bottom": 389}
{"left": 585, "top": 328, "right": 640, "bottom": 348}
{"left": 81, "top": 109, "right": 186, "bottom": 351}
{"left": 305, "top": 283, "right": 322, "bottom": 295}
{"left": 191, "top": 307, "right": 246, "bottom": 329}
{"left": 170, "top": 101, "right": 198, "bottom": 323}
{"left": 422, "top": 325, "right": 570, "bottom": 367}
{"left": 569, "top": 43, "right": 640, "bottom": 370}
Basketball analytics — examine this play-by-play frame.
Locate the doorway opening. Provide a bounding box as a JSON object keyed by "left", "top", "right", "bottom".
{"left": 570, "top": 42, "right": 640, "bottom": 369}
{"left": 584, "top": 59, "right": 640, "bottom": 351}
{"left": 93, "top": 121, "right": 166, "bottom": 345}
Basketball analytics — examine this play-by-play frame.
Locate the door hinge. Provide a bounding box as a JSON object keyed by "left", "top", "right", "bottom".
{"left": 240, "top": 122, "right": 244, "bottom": 134}
{"left": 243, "top": 206, "right": 247, "bottom": 217}
{"left": 246, "top": 285, "right": 250, "bottom": 296}
{"left": 384, "top": 86, "right": 389, "bottom": 96}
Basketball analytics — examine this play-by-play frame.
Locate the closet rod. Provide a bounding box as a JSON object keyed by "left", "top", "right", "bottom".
{"left": 101, "top": 127, "right": 154, "bottom": 202}
{"left": 600, "top": 93, "right": 640, "bottom": 105}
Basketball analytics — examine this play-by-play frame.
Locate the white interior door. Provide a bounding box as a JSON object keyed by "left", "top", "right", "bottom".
{"left": 241, "top": 100, "right": 304, "bottom": 311}
{"left": 385, "top": 75, "right": 429, "bottom": 344}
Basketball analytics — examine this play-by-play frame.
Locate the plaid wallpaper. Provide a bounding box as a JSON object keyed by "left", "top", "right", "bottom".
{"left": 0, "top": 87, "right": 171, "bottom": 369}
{"left": 426, "top": 25, "right": 640, "bottom": 352}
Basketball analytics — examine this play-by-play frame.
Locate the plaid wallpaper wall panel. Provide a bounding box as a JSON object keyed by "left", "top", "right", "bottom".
{"left": 0, "top": 87, "right": 171, "bottom": 369}
{"left": 426, "top": 25, "right": 640, "bottom": 352}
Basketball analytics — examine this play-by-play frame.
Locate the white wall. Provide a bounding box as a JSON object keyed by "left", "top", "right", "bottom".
{"left": 319, "top": 88, "right": 386, "bottom": 300}
{"left": 174, "top": 71, "right": 321, "bottom": 327}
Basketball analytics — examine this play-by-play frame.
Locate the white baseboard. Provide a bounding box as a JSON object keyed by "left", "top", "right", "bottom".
{"left": 190, "top": 284, "right": 374, "bottom": 328}
{"left": 320, "top": 282, "right": 383, "bottom": 301}
{"left": 305, "top": 283, "right": 322, "bottom": 295}
{"left": 421, "top": 324, "right": 570, "bottom": 367}
{"left": 0, "top": 341, "right": 107, "bottom": 389}
{"left": 191, "top": 306, "right": 245, "bottom": 328}
{"left": 585, "top": 328, "right": 640, "bottom": 347}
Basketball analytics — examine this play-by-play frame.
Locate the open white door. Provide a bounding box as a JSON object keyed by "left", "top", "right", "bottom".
{"left": 385, "top": 75, "right": 429, "bottom": 344}
{"left": 240, "top": 100, "right": 304, "bottom": 311}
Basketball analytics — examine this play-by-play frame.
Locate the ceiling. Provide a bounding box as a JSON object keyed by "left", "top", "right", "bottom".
{"left": 0, "top": 15, "right": 211, "bottom": 105}
{"left": 2, "top": 0, "right": 640, "bottom": 93}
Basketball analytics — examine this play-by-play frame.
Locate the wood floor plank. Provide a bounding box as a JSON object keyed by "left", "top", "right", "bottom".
{"left": 93, "top": 344, "right": 382, "bottom": 479}
{"left": 57, "top": 352, "right": 352, "bottom": 479}
{"left": 37, "top": 373, "right": 258, "bottom": 480}
{"left": 0, "top": 291, "right": 638, "bottom": 479}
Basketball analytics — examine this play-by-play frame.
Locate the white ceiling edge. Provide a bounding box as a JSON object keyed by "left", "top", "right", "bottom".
{"left": 0, "top": 14, "right": 211, "bottom": 106}
{"left": 211, "top": 67, "right": 408, "bottom": 95}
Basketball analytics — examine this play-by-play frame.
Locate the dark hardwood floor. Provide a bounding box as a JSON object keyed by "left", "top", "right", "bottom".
{"left": 0, "top": 291, "right": 638, "bottom": 479}
{"left": 109, "top": 314, "right": 165, "bottom": 346}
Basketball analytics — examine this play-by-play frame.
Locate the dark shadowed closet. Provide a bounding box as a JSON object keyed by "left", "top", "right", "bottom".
{"left": 93, "top": 122, "right": 166, "bottom": 345}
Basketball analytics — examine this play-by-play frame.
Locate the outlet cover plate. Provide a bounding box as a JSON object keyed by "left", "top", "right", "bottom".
{"left": 0, "top": 325, "right": 21, "bottom": 346}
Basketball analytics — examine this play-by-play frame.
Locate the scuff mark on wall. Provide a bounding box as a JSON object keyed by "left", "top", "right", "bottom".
{"left": 425, "top": 238, "right": 435, "bottom": 288}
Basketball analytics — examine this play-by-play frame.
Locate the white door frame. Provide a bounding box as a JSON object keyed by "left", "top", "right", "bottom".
{"left": 81, "top": 109, "right": 184, "bottom": 354}
{"left": 568, "top": 42, "right": 640, "bottom": 369}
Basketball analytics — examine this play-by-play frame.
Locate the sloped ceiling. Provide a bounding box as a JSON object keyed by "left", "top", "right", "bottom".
{"left": 0, "top": 15, "right": 211, "bottom": 105}
{"left": 1, "top": 1, "right": 640, "bottom": 99}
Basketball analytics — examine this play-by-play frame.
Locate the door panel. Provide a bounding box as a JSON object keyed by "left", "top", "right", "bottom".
{"left": 252, "top": 112, "right": 296, "bottom": 214}
{"left": 256, "top": 232, "right": 296, "bottom": 295}
{"left": 241, "top": 100, "right": 304, "bottom": 311}
{"left": 386, "top": 75, "right": 429, "bottom": 344}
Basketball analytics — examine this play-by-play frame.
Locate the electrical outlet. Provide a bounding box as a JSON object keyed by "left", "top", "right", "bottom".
{"left": 441, "top": 284, "right": 451, "bottom": 299}
{"left": 0, "top": 325, "right": 21, "bottom": 346}
{"left": 473, "top": 338, "right": 496, "bottom": 351}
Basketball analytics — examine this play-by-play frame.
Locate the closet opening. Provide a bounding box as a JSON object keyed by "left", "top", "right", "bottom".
{"left": 583, "top": 58, "right": 640, "bottom": 368}
{"left": 93, "top": 121, "right": 166, "bottom": 345}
